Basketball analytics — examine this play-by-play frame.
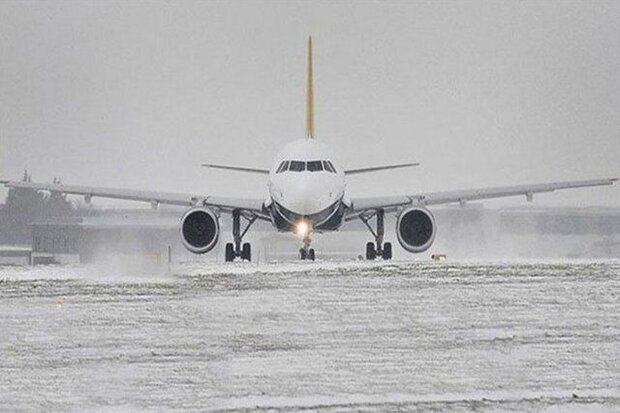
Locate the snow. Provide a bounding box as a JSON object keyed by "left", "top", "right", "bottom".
{"left": 0, "top": 260, "right": 618, "bottom": 412}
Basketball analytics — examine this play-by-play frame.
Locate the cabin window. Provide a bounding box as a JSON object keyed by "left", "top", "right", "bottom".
{"left": 307, "top": 160, "right": 323, "bottom": 172}
{"left": 289, "top": 161, "right": 306, "bottom": 172}
{"left": 323, "top": 161, "right": 336, "bottom": 173}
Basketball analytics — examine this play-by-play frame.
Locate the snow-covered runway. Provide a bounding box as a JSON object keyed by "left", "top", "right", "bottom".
{"left": 0, "top": 260, "right": 618, "bottom": 412}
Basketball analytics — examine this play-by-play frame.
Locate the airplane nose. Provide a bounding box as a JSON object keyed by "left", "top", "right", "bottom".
{"left": 286, "top": 189, "right": 326, "bottom": 215}
{"left": 281, "top": 178, "right": 335, "bottom": 215}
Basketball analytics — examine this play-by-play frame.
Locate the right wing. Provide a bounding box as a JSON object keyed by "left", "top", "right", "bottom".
{"left": 347, "top": 177, "right": 618, "bottom": 216}
{"left": 0, "top": 180, "right": 267, "bottom": 214}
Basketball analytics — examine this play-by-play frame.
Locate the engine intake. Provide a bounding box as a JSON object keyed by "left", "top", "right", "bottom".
{"left": 396, "top": 207, "right": 437, "bottom": 253}
{"left": 180, "top": 207, "right": 219, "bottom": 254}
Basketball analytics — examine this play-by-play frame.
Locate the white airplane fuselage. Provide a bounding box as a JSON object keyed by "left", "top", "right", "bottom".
{"left": 268, "top": 139, "right": 347, "bottom": 234}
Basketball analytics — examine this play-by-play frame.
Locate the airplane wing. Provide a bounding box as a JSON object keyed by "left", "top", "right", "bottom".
{"left": 0, "top": 180, "right": 267, "bottom": 214}
{"left": 347, "top": 177, "right": 618, "bottom": 216}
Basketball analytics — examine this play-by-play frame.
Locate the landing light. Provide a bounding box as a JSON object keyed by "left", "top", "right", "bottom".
{"left": 296, "top": 220, "right": 310, "bottom": 237}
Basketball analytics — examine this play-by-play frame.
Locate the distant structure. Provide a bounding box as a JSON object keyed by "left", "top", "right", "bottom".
{"left": 30, "top": 213, "right": 181, "bottom": 264}
{"left": 0, "top": 172, "right": 76, "bottom": 245}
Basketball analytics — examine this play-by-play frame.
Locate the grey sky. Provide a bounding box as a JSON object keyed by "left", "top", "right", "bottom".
{"left": 1, "top": 0, "right": 618, "bottom": 206}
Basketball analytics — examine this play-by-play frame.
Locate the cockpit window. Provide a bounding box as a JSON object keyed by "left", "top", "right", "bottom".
{"left": 307, "top": 160, "right": 323, "bottom": 172}
{"left": 323, "top": 160, "right": 336, "bottom": 173}
{"left": 280, "top": 160, "right": 334, "bottom": 173}
{"left": 289, "top": 161, "right": 306, "bottom": 172}
{"left": 276, "top": 161, "right": 289, "bottom": 173}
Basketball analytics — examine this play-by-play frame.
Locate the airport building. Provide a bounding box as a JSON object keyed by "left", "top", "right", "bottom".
{"left": 432, "top": 205, "right": 620, "bottom": 258}
{"left": 496, "top": 207, "right": 620, "bottom": 258}
{"left": 29, "top": 210, "right": 183, "bottom": 264}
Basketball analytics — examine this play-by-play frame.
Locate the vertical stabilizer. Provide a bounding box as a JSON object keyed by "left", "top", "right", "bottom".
{"left": 306, "top": 36, "right": 314, "bottom": 139}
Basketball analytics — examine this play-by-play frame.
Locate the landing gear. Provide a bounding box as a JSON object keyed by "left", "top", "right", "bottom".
{"left": 299, "top": 234, "right": 315, "bottom": 261}
{"left": 241, "top": 242, "right": 251, "bottom": 261}
{"left": 299, "top": 248, "right": 315, "bottom": 261}
{"left": 365, "top": 242, "right": 391, "bottom": 260}
{"left": 366, "top": 242, "right": 376, "bottom": 260}
{"left": 225, "top": 209, "right": 257, "bottom": 262}
{"left": 383, "top": 242, "right": 392, "bottom": 260}
{"left": 361, "top": 209, "right": 392, "bottom": 260}
{"left": 225, "top": 243, "right": 235, "bottom": 262}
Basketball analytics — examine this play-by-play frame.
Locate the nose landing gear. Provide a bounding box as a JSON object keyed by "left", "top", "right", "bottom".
{"left": 299, "top": 235, "right": 315, "bottom": 261}
{"left": 361, "top": 209, "right": 392, "bottom": 260}
{"left": 225, "top": 209, "right": 257, "bottom": 262}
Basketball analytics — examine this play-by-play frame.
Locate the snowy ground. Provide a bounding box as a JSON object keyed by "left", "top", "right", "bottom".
{"left": 0, "top": 260, "right": 619, "bottom": 412}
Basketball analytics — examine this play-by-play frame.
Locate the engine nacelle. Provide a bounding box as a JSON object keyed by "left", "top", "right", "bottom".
{"left": 396, "top": 207, "right": 437, "bottom": 253}
{"left": 180, "top": 207, "right": 219, "bottom": 254}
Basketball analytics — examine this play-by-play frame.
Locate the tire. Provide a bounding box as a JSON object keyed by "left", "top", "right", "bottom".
{"left": 241, "top": 242, "right": 251, "bottom": 261}
{"left": 308, "top": 248, "right": 315, "bottom": 261}
{"left": 225, "top": 243, "right": 235, "bottom": 262}
{"left": 366, "top": 242, "right": 376, "bottom": 260}
{"left": 300, "top": 248, "right": 307, "bottom": 260}
{"left": 382, "top": 242, "right": 392, "bottom": 260}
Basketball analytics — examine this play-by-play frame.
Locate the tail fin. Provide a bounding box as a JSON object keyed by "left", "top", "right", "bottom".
{"left": 306, "top": 36, "right": 314, "bottom": 139}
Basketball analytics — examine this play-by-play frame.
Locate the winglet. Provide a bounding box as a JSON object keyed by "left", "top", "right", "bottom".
{"left": 306, "top": 36, "right": 314, "bottom": 139}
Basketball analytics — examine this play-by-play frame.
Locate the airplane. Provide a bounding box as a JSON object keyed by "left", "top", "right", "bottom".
{"left": 2, "top": 37, "right": 617, "bottom": 262}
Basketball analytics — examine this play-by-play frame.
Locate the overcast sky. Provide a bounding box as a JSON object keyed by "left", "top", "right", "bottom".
{"left": 1, "top": 0, "right": 618, "bottom": 207}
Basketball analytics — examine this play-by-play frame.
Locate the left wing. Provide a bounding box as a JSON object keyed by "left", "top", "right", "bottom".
{"left": 0, "top": 180, "right": 267, "bottom": 213}
{"left": 347, "top": 177, "right": 618, "bottom": 216}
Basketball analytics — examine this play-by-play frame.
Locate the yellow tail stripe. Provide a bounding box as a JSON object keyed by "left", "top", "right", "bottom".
{"left": 306, "top": 36, "right": 314, "bottom": 139}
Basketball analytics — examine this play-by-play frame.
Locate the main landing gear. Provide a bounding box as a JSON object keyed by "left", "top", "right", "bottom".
{"left": 299, "top": 234, "right": 315, "bottom": 261}
{"left": 225, "top": 209, "right": 257, "bottom": 262}
{"left": 360, "top": 209, "right": 392, "bottom": 260}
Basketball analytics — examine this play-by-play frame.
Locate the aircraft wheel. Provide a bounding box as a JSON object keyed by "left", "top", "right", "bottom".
{"left": 225, "top": 243, "right": 235, "bottom": 262}
{"left": 366, "top": 242, "right": 376, "bottom": 260}
{"left": 308, "top": 248, "right": 315, "bottom": 261}
{"left": 299, "top": 248, "right": 307, "bottom": 260}
{"left": 382, "top": 242, "right": 392, "bottom": 260}
{"left": 241, "top": 242, "right": 251, "bottom": 261}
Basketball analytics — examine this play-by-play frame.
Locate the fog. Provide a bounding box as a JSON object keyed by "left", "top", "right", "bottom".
{"left": 1, "top": 0, "right": 619, "bottom": 208}
{"left": 1, "top": 5, "right": 619, "bottom": 408}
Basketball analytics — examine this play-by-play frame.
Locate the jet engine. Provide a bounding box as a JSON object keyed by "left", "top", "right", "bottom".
{"left": 396, "top": 206, "right": 437, "bottom": 253}
{"left": 180, "top": 207, "right": 219, "bottom": 254}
